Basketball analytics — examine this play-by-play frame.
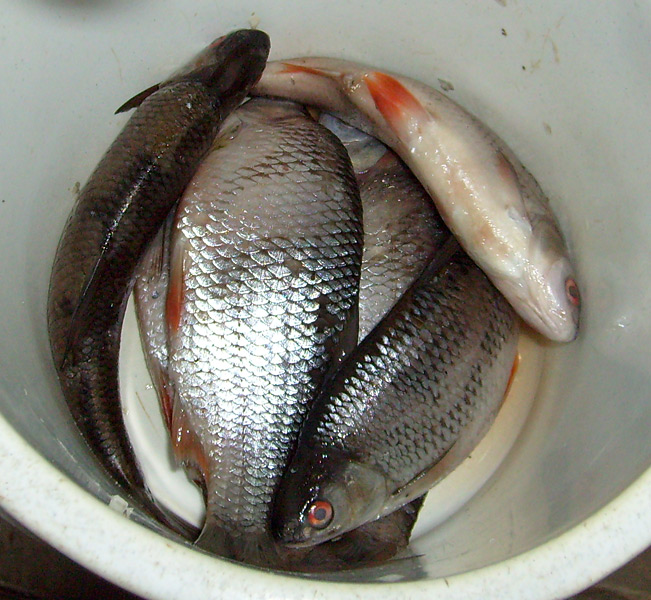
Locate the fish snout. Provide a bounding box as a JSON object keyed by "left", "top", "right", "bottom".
{"left": 528, "top": 256, "right": 580, "bottom": 342}
{"left": 202, "top": 29, "right": 271, "bottom": 99}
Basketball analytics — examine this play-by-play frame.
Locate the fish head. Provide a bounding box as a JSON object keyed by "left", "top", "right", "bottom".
{"left": 517, "top": 219, "right": 580, "bottom": 342}
{"left": 184, "top": 29, "right": 271, "bottom": 114}
{"left": 273, "top": 446, "right": 389, "bottom": 548}
{"left": 115, "top": 29, "right": 271, "bottom": 114}
{"left": 495, "top": 217, "right": 580, "bottom": 343}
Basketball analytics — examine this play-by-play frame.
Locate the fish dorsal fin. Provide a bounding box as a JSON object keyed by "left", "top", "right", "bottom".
{"left": 115, "top": 82, "right": 162, "bottom": 114}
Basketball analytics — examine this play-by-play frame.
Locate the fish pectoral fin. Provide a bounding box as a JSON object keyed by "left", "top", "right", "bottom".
{"left": 363, "top": 71, "right": 432, "bottom": 137}
{"left": 115, "top": 82, "right": 162, "bottom": 114}
{"left": 385, "top": 450, "right": 457, "bottom": 513}
{"left": 170, "top": 399, "right": 209, "bottom": 488}
{"left": 59, "top": 248, "right": 115, "bottom": 369}
{"left": 165, "top": 231, "right": 188, "bottom": 336}
{"left": 151, "top": 211, "right": 175, "bottom": 280}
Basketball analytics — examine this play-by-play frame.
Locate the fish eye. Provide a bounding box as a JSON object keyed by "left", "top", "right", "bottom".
{"left": 306, "top": 500, "right": 334, "bottom": 529}
{"left": 565, "top": 278, "right": 580, "bottom": 307}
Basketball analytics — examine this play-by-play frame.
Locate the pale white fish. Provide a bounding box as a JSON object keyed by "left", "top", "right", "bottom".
{"left": 253, "top": 58, "right": 580, "bottom": 342}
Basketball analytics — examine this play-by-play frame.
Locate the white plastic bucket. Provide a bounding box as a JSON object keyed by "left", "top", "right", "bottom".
{"left": 1, "top": 2, "right": 649, "bottom": 599}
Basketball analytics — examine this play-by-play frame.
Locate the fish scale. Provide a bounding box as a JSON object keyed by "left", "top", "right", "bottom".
{"left": 355, "top": 153, "right": 449, "bottom": 339}
{"left": 161, "top": 98, "right": 363, "bottom": 564}
{"left": 274, "top": 246, "right": 519, "bottom": 547}
{"left": 135, "top": 110, "right": 450, "bottom": 569}
{"left": 46, "top": 30, "right": 270, "bottom": 537}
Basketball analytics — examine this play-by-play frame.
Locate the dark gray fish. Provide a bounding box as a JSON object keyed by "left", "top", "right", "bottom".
{"left": 300, "top": 125, "right": 441, "bottom": 570}
{"left": 272, "top": 239, "right": 519, "bottom": 548}
{"left": 47, "top": 30, "right": 270, "bottom": 535}
{"left": 318, "top": 119, "right": 450, "bottom": 567}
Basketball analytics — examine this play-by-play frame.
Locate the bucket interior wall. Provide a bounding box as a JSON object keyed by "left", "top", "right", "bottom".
{"left": 0, "top": 0, "right": 649, "bottom": 588}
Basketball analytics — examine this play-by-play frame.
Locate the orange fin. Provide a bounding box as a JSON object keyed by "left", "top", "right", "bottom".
{"left": 504, "top": 352, "right": 520, "bottom": 399}
{"left": 165, "top": 235, "right": 186, "bottom": 335}
{"left": 364, "top": 71, "right": 430, "bottom": 132}
{"left": 171, "top": 401, "right": 210, "bottom": 486}
{"left": 280, "top": 62, "right": 328, "bottom": 76}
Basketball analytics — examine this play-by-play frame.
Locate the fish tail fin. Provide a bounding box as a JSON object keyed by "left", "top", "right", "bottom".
{"left": 196, "top": 520, "right": 285, "bottom": 568}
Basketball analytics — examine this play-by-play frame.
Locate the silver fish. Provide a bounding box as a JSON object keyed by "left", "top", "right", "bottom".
{"left": 136, "top": 202, "right": 426, "bottom": 573}
{"left": 272, "top": 239, "right": 519, "bottom": 547}
{"left": 319, "top": 115, "right": 450, "bottom": 339}
{"left": 136, "top": 98, "right": 363, "bottom": 566}
{"left": 135, "top": 111, "right": 446, "bottom": 569}
{"left": 253, "top": 58, "right": 580, "bottom": 342}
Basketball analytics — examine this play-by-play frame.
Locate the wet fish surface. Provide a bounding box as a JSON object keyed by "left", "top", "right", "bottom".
{"left": 135, "top": 97, "right": 363, "bottom": 566}
{"left": 135, "top": 200, "right": 424, "bottom": 573}
{"left": 272, "top": 239, "right": 519, "bottom": 547}
{"left": 253, "top": 57, "right": 580, "bottom": 342}
{"left": 47, "top": 30, "right": 270, "bottom": 534}
{"left": 306, "top": 116, "right": 449, "bottom": 565}
{"left": 319, "top": 114, "right": 450, "bottom": 339}
{"left": 134, "top": 109, "right": 444, "bottom": 569}
{"left": 358, "top": 152, "right": 450, "bottom": 338}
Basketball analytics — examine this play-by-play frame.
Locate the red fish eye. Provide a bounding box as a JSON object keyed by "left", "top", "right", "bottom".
{"left": 306, "top": 500, "right": 333, "bottom": 529}
{"left": 565, "top": 278, "right": 580, "bottom": 307}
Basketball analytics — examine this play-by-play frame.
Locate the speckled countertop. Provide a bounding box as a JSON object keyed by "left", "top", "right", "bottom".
{"left": 0, "top": 509, "right": 647, "bottom": 600}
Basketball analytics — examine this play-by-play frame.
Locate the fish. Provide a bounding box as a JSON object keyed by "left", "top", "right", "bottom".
{"left": 134, "top": 97, "right": 363, "bottom": 567}
{"left": 134, "top": 113, "right": 439, "bottom": 569}
{"left": 46, "top": 29, "right": 271, "bottom": 535}
{"left": 136, "top": 212, "right": 425, "bottom": 573}
{"left": 309, "top": 116, "right": 450, "bottom": 565}
{"left": 318, "top": 114, "right": 451, "bottom": 339}
{"left": 252, "top": 57, "right": 580, "bottom": 342}
{"left": 272, "top": 238, "right": 519, "bottom": 548}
